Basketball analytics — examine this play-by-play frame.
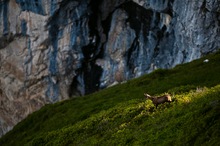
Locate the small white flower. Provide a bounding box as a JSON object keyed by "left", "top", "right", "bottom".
{"left": 203, "top": 59, "right": 209, "bottom": 63}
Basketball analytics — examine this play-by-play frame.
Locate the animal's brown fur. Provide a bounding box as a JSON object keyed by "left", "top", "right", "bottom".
{"left": 144, "top": 93, "right": 172, "bottom": 108}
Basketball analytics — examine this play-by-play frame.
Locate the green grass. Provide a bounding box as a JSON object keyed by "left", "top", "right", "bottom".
{"left": 1, "top": 51, "right": 220, "bottom": 145}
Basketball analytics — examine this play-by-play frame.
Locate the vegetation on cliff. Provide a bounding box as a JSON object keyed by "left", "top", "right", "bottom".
{"left": 0, "top": 51, "right": 220, "bottom": 145}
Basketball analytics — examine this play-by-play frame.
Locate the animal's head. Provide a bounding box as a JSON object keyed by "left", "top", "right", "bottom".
{"left": 144, "top": 93, "right": 151, "bottom": 99}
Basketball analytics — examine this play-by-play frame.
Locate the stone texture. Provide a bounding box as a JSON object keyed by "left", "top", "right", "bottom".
{"left": 0, "top": 0, "right": 220, "bottom": 136}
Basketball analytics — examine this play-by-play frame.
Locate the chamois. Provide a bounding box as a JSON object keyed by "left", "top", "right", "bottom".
{"left": 144, "top": 93, "right": 172, "bottom": 108}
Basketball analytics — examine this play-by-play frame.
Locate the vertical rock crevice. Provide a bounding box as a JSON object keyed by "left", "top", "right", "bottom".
{"left": 1, "top": 0, "right": 9, "bottom": 35}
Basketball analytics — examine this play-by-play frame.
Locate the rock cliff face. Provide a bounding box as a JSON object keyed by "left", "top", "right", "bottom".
{"left": 0, "top": 0, "right": 219, "bottom": 136}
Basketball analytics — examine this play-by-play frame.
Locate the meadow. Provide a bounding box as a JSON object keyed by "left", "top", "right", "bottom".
{"left": 1, "top": 51, "right": 220, "bottom": 145}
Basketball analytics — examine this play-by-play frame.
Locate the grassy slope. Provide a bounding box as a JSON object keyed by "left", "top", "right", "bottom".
{"left": 0, "top": 51, "right": 220, "bottom": 145}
